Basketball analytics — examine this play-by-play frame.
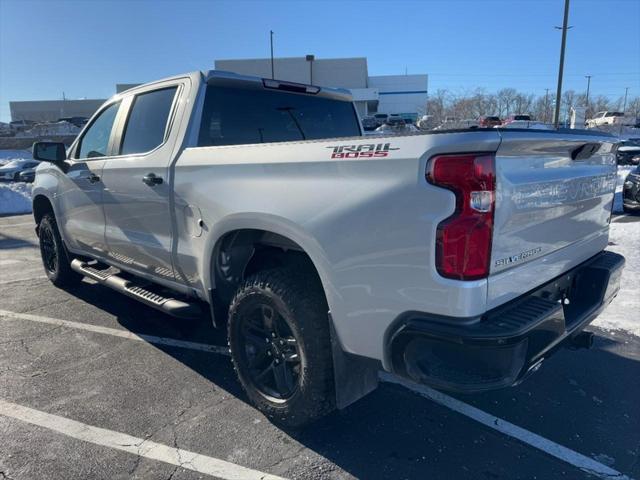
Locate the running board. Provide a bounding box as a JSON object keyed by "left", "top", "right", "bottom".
{"left": 70, "top": 259, "right": 202, "bottom": 320}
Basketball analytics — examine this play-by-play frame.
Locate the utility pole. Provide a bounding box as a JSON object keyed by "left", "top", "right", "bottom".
{"left": 544, "top": 88, "right": 550, "bottom": 123}
{"left": 584, "top": 75, "right": 591, "bottom": 105}
{"left": 553, "top": 0, "right": 571, "bottom": 129}
{"left": 622, "top": 87, "right": 629, "bottom": 113}
{"left": 270, "top": 30, "right": 275, "bottom": 79}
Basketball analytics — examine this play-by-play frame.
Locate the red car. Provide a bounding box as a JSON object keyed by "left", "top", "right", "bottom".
{"left": 479, "top": 116, "right": 502, "bottom": 127}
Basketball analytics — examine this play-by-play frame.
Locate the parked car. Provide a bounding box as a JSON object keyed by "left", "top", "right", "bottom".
{"left": 622, "top": 164, "right": 640, "bottom": 213}
{"left": 31, "top": 69, "right": 623, "bottom": 427}
{"left": 18, "top": 167, "right": 37, "bottom": 183}
{"left": 479, "top": 116, "right": 501, "bottom": 127}
{"left": 586, "top": 111, "right": 634, "bottom": 128}
{"left": 417, "top": 115, "right": 436, "bottom": 130}
{"left": 502, "top": 114, "right": 531, "bottom": 125}
{"left": 616, "top": 139, "right": 640, "bottom": 165}
{"left": 361, "top": 116, "right": 379, "bottom": 131}
{"left": 0, "top": 159, "right": 40, "bottom": 181}
{"left": 373, "top": 113, "right": 388, "bottom": 126}
{"left": 386, "top": 116, "right": 406, "bottom": 127}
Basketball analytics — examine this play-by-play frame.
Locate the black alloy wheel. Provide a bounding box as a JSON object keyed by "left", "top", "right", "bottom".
{"left": 239, "top": 303, "right": 301, "bottom": 401}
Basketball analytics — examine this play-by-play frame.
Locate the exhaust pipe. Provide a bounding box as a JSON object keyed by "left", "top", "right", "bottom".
{"left": 568, "top": 331, "right": 594, "bottom": 350}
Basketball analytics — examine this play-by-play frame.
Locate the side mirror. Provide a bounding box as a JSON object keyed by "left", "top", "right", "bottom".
{"left": 32, "top": 142, "right": 68, "bottom": 172}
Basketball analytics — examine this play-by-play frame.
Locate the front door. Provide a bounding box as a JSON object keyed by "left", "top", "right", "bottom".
{"left": 58, "top": 100, "right": 122, "bottom": 257}
{"left": 100, "top": 84, "right": 182, "bottom": 282}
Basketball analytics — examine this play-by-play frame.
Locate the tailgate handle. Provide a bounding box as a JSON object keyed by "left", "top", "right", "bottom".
{"left": 571, "top": 143, "right": 600, "bottom": 161}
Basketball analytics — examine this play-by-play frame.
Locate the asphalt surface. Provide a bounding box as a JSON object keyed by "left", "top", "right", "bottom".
{"left": 0, "top": 214, "right": 638, "bottom": 480}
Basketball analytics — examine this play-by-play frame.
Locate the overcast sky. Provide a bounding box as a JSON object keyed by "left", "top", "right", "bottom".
{"left": 1, "top": 0, "right": 639, "bottom": 122}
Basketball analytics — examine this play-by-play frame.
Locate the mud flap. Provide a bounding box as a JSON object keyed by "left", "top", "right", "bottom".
{"left": 329, "top": 314, "right": 380, "bottom": 409}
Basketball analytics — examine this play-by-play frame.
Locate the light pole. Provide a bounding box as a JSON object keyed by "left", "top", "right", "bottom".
{"left": 305, "top": 54, "right": 315, "bottom": 85}
{"left": 270, "top": 30, "right": 275, "bottom": 79}
{"left": 553, "top": 0, "right": 571, "bottom": 129}
{"left": 584, "top": 75, "right": 591, "bottom": 105}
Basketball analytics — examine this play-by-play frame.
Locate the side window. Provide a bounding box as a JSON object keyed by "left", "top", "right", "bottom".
{"left": 77, "top": 102, "right": 121, "bottom": 159}
{"left": 120, "top": 87, "right": 178, "bottom": 155}
{"left": 197, "top": 86, "right": 361, "bottom": 147}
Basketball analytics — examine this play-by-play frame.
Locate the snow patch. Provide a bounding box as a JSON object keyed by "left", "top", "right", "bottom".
{"left": 595, "top": 218, "right": 640, "bottom": 337}
{"left": 0, "top": 182, "right": 33, "bottom": 215}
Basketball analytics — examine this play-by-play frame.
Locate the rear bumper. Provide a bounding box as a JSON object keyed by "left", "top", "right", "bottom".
{"left": 387, "top": 251, "right": 624, "bottom": 393}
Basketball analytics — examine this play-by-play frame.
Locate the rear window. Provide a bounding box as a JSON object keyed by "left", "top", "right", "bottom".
{"left": 120, "top": 87, "right": 178, "bottom": 155}
{"left": 513, "top": 115, "right": 531, "bottom": 121}
{"left": 198, "top": 86, "right": 360, "bottom": 147}
{"left": 609, "top": 112, "right": 624, "bottom": 117}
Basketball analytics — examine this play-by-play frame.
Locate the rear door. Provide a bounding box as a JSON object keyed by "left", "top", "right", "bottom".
{"left": 100, "top": 79, "right": 186, "bottom": 281}
{"left": 487, "top": 130, "right": 617, "bottom": 308}
{"left": 57, "top": 100, "right": 122, "bottom": 256}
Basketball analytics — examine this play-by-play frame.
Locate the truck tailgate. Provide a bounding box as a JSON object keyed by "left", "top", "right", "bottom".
{"left": 488, "top": 130, "right": 617, "bottom": 308}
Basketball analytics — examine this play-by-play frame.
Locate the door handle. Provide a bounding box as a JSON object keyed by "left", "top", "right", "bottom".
{"left": 142, "top": 173, "right": 163, "bottom": 186}
{"left": 85, "top": 173, "right": 101, "bottom": 183}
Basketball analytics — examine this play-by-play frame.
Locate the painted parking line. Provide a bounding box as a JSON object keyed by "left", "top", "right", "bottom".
{"left": 0, "top": 309, "right": 633, "bottom": 480}
{"left": 0, "top": 309, "right": 230, "bottom": 355}
{"left": 0, "top": 399, "right": 285, "bottom": 480}
{"left": 380, "top": 373, "right": 632, "bottom": 480}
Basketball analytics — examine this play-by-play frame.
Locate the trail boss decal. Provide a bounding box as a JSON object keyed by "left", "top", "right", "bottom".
{"left": 327, "top": 143, "right": 399, "bottom": 159}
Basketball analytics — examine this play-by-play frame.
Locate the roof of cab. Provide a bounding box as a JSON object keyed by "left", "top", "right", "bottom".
{"left": 204, "top": 69, "right": 353, "bottom": 102}
{"left": 112, "top": 69, "right": 353, "bottom": 103}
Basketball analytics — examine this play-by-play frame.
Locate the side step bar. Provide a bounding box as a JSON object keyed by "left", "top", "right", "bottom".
{"left": 70, "top": 259, "right": 202, "bottom": 320}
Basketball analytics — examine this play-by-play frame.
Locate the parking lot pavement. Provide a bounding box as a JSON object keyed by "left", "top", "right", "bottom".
{"left": 1, "top": 214, "right": 639, "bottom": 480}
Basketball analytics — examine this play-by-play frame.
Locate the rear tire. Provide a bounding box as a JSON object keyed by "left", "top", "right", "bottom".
{"left": 227, "top": 268, "right": 335, "bottom": 428}
{"left": 38, "top": 213, "right": 83, "bottom": 287}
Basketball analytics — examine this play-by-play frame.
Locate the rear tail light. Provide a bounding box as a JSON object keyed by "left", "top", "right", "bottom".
{"left": 426, "top": 153, "right": 496, "bottom": 280}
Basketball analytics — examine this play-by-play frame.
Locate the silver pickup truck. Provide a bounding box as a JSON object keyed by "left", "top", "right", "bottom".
{"left": 31, "top": 70, "right": 624, "bottom": 427}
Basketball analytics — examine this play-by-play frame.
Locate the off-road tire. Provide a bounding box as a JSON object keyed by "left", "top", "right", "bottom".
{"left": 228, "top": 267, "right": 335, "bottom": 428}
{"left": 38, "top": 213, "right": 82, "bottom": 287}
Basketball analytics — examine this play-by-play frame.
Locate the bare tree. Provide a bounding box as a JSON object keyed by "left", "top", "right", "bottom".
{"left": 422, "top": 87, "right": 636, "bottom": 126}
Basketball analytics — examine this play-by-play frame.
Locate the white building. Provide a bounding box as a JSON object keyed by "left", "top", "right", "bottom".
{"left": 214, "top": 57, "right": 428, "bottom": 118}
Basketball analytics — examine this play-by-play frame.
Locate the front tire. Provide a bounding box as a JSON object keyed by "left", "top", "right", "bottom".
{"left": 38, "top": 213, "right": 82, "bottom": 287}
{"left": 228, "top": 268, "right": 335, "bottom": 428}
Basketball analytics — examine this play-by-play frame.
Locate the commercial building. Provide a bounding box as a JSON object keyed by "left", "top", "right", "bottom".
{"left": 9, "top": 99, "right": 106, "bottom": 123}
{"left": 214, "top": 56, "right": 428, "bottom": 117}
{"left": 9, "top": 57, "right": 428, "bottom": 122}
